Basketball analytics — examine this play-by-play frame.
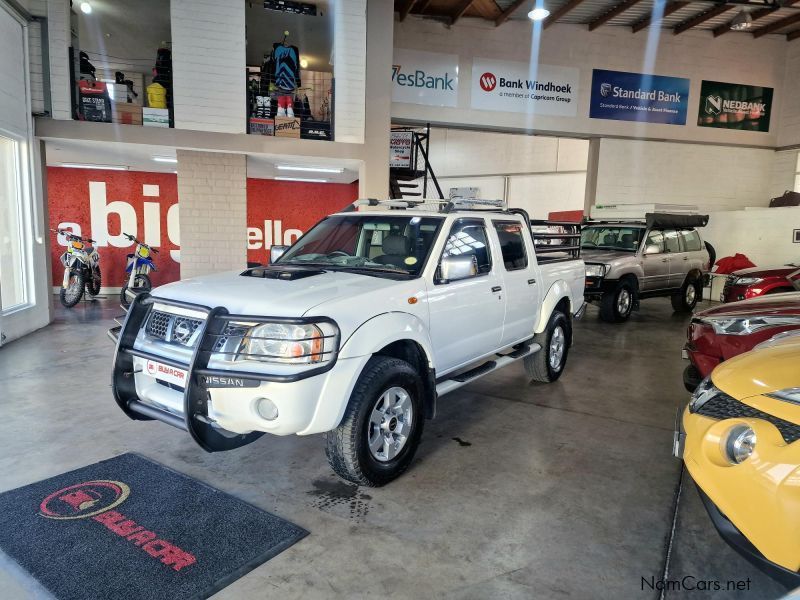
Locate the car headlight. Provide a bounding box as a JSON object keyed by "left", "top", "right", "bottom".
{"left": 237, "top": 321, "right": 338, "bottom": 365}
{"left": 699, "top": 315, "right": 800, "bottom": 336}
{"left": 689, "top": 376, "right": 719, "bottom": 413}
{"left": 734, "top": 277, "right": 762, "bottom": 286}
{"left": 585, "top": 264, "right": 608, "bottom": 278}
{"left": 766, "top": 387, "right": 800, "bottom": 405}
{"left": 723, "top": 424, "right": 756, "bottom": 464}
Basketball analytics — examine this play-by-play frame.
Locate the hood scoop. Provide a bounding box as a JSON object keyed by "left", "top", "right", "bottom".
{"left": 240, "top": 266, "right": 326, "bottom": 281}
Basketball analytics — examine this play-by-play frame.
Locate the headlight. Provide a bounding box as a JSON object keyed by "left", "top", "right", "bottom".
{"left": 766, "top": 387, "right": 800, "bottom": 405}
{"left": 699, "top": 315, "right": 800, "bottom": 336}
{"left": 723, "top": 425, "right": 756, "bottom": 464}
{"left": 734, "top": 277, "right": 762, "bottom": 286}
{"left": 585, "top": 264, "right": 608, "bottom": 278}
{"left": 237, "top": 321, "right": 338, "bottom": 365}
{"left": 139, "top": 247, "right": 150, "bottom": 258}
{"left": 689, "top": 376, "right": 719, "bottom": 413}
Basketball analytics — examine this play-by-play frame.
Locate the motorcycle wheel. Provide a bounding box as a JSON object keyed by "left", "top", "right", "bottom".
{"left": 60, "top": 270, "right": 86, "bottom": 308}
{"left": 120, "top": 273, "right": 152, "bottom": 307}
{"left": 86, "top": 267, "right": 102, "bottom": 296}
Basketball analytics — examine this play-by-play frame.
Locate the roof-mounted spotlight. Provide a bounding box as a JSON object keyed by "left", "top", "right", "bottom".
{"left": 729, "top": 10, "right": 753, "bottom": 31}
{"left": 528, "top": 7, "right": 550, "bottom": 20}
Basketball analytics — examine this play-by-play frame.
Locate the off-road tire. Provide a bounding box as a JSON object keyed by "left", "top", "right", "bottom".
{"left": 120, "top": 274, "right": 152, "bottom": 307}
{"left": 59, "top": 269, "right": 85, "bottom": 308}
{"left": 86, "top": 267, "right": 101, "bottom": 296}
{"left": 599, "top": 280, "right": 634, "bottom": 323}
{"left": 672, "top": 276, "right": 701, "bottom": 313}
{"left": 525, "top": 309, "right": 571, "bottom": 383}
{"left": 324, "top": 356, "right": 424, "bottom": 487}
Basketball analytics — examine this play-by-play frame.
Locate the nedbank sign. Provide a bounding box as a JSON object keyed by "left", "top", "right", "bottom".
{"left": 392, "top": 48, "right": 459, "bottom": 107}
{"left": 698, "top": 80, "right": 773, "bottom": 132}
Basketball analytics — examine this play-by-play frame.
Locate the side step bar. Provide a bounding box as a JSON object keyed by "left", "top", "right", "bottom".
{"left": 435, "top": 343, "right": 540, "bottom": 397}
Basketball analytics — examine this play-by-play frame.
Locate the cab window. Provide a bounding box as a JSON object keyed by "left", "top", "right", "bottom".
{"left": 663, "top": 229, "right": 681, "bottom": 253}
{"left": 441, "top": 219, "right": 492, "bottom": 276}
{"left": 680, "top": 229, "right": 702, "bottom": 252}
{"left": 493, "top": 221, "right": 528, "bottom": 270}
{"left": 645, "top": 230, "right": 664, "bottom": 253}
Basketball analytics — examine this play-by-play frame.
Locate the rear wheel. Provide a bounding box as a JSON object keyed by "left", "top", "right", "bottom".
{"left": 600, "top": 280, "right": 634, "bottom": 322}
{"left": 59, "top": 270, "right": 85, "bottom": 308}
{"left": 120, "top": 273, "right": 152, "bottom": 306}
{"left": 672, "top": 277, "right": 700, "bottom": 313}
{"left": 325, "top": 356, "right": 424, "bottom": 486}
{"left": 524, "top": 309, "right": 571, "bottom": 383}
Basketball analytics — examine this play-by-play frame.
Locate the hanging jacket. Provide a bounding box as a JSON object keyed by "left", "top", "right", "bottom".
{"left": 272, "top": 43, "right": 301, "bottom": 92}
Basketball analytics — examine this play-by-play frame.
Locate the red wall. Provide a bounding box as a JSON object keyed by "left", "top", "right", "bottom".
{"left": 47, "top": 167, "right": 359, "bottom": 286}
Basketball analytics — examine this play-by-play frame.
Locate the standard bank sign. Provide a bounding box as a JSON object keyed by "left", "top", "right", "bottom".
{"left": 590, "top": 69, "right": 689, "bottom": 125}
{"left": 392, "top": 48, "right": 459, "bottom": 107}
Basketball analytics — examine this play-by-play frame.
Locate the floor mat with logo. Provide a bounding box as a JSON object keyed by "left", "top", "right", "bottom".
{"left": 0, "top": 453, "right": 307, "bottom": 599}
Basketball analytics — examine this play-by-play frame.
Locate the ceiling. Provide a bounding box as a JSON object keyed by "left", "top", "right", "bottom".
{"left": 395, "top": 0, "right": 800, "bottom": 40}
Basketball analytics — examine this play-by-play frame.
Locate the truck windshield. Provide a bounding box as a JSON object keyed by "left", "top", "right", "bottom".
{"left": 275, "top": 214, "right": 444, "bottom": 277}
{"left": 581, "top": 226, "right": 644, "bottom": 252}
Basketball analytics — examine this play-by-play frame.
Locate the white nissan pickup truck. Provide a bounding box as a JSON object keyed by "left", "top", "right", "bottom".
{"left": 109, "top": 200, "right": 585, "bottom": 486}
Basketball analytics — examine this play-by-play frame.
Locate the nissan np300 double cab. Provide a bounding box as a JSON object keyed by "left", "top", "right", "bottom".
{"left": 582, "top": 213, "right": 712, "bottom": 322}
{"left": 109, "top": 199, "right": 585, "bottom": 486}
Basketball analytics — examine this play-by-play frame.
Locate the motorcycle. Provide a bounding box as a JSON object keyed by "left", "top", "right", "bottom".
{"left": 120, "top": 232, "right": 159, "bottom": 306}
{"left": 53, "top": 228, "right": 102, "bottom": 308}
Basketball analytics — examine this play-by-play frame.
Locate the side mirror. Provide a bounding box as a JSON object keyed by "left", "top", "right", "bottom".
{"left": 644, "top": 244, "right": 661, "bottom": 255}
{"left": 440, "top": 255, "right": 477, "bottom": 282}
{"left": 270, "top": 245, "right": 289, "bottom": 263}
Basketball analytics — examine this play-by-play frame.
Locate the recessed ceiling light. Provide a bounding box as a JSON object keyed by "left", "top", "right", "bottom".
{"left": 276, "top": 165, "right": 343, "bottom": 174}
{"left": 528, "top": 7, "right": 550, "bottom": 20}
{"left": 152, "top": 156, "right": 177, "bottom": 163}
{"left": 60, "top": 163, "right": 128, "bottom": 170}
{"left": 80, "top": 2, "right": 92, "bottom": 14}
{"left": 275, "top": 176, "right": 328, "bottom": 183}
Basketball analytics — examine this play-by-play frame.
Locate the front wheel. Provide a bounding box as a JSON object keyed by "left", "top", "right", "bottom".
{"left": 86, "top": 267, "right": 101, "bottom": 296}
{"left": 325, "top": 356, "right": 424, "bottom": 486}
{"left": 120, "top": 273, "right": 152, "bottom": 307}
{"left": 671, "top": 277, "right": 700, "bottom": 313}
{"left": 59, "top": 269, "right": 85, "bottom": 308}
{"left": 525, "top": 309, "right": 571, "bottom": 383}
{"left": 599, "top": 281, "right": 634, "bottom": 322}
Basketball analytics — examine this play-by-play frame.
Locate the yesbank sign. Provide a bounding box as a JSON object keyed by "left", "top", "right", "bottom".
{"left": 471, "top": 58, "right": 579, "bottom": 117}
{"left": 590, "top": 69, "right": 689, "bottom": 125}
{"left": 392, "top": 49, "right": 459, "bottom": 107}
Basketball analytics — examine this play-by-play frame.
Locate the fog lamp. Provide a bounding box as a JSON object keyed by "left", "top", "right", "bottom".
{"left": 255, "top": 398, "right": 279, "bottom": 421}
{"left": 724, "top": 425, "right": 756, "bottom": 464}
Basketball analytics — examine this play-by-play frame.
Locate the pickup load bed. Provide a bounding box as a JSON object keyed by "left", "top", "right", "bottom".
{"left": 110, "top": 200, "right": 585, "bottom": 485}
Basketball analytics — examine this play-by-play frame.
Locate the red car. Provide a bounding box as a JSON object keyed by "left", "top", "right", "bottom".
{"left": 683, "top": 291, "right": 800, "bottom": 392}
{"left": 720, "top": 263, "right": 800, "bottom": 302}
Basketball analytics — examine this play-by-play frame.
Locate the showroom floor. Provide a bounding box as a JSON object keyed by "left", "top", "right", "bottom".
{"left": 0, "top": 296, "right": 790, "bottom": 599}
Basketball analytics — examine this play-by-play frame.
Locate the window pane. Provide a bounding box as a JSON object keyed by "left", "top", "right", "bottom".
{"left": 443, "top": 221, "right": 491, "bottom": 274}
{"left": 645, "top": 230, "right": 664, "bottom": 252}
{"left": 681, "top": 229, "right": 702, "bottom": 251}
{"left": 663, "top": 230, "right": 681, "bottom": 253}
{"left": 0, "top": 136, "right": 26, "bottom": 311}
{"left": 493, "top": 221, "right": 528, "bottom": 270}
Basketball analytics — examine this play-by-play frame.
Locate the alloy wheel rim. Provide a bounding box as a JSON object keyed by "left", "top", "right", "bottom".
{"left": 549, "top": 325, "right": 565, "bottom": 371}
{"left": 617, "top": 289, "right": 631, "bottom": 315}
{"left": 368, "top": 386, "right": 413, "bottom": 462}
{"left": 64, "top": 275, "right": 82, "bottom": 303}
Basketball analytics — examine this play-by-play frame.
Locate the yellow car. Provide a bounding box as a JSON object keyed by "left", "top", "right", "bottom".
{"left": 676, "top": 332, "right": 800, "bottom": 587}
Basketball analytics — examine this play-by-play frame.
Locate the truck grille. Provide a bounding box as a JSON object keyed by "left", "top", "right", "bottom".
{"left": 697, "top": 394, "right": 800, "bottom": 444}
{"left": 145, "top": 310, "right": 204, "bottom": 347}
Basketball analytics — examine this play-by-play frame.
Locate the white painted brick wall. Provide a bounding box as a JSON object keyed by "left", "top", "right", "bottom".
{"left": 171, "top": 0, "right": 246, "bottom": 133}
{"left": 333, "top": 0, "right": 367, "bottom": 143}
{"left": 27, "top": 20, "right": 45, "bottom": 114}
{"left": 176, "top": 150, "right": 247, "bottom": 278}
{"left": 595, "top": 138, "right": 784, "bottom": 211}
{"left": 46, "top": 0, "right": 71, "bottom": 120}
{"left": 778, "top": 43, "right": 800, "bottom": 148}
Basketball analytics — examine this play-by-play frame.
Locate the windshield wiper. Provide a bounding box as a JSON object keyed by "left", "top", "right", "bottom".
{"left": 335, "top": 266, "right": 412, "bottom": 278}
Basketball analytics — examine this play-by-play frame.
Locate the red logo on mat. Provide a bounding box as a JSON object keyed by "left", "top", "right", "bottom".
{"left": 39, "top": 480, "right": 197, "bottom": 572}
{"left": 479, "top": 72, "right": 497, "bottom": 92}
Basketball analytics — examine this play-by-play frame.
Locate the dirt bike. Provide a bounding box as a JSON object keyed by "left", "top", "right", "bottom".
{"left": 120, "top": 232, "right": 159, "bottom": 307}
{"left": 53, "top": 228, "right": 102, "bottom": 308}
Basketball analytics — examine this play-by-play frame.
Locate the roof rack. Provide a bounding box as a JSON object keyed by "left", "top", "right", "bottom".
{"left": 345, "top": 197, "right": 510, "bottom": 214}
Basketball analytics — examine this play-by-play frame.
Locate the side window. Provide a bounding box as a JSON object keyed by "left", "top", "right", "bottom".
{"left": 645, "top": 230, "right": 664, "bottom": 253}
{"left": 441, "top": 220, "right": 492, "bottom": 275}
{"left": 493, "top": 221, "right": 528, "bottom": 270}
{"left": 681, "top": 229, "right": 702, "bottom": 251}
{"left": 664, "top": 229, "right": 681, "bottom": 253}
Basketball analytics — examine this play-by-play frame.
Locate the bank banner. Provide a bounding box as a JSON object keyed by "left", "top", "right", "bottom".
{"left": 697, "top": 80, "right": 773, "bottom": 132}
{"left": 589, "top": 69, "right": 689, "bottom": 125}
{"left": 470, "top": 58, "right": 578, "bottom": 117}
{"left": 392, "top": 48, "right": 459, "bottom": 107}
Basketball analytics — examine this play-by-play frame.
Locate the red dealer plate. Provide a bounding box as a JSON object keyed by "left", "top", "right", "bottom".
{"left": 145, "top": 359, "right": 188, "bottom": 388}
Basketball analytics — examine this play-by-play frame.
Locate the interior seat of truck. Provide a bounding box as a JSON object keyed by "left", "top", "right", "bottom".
{"left": 373, "top": 234, "right": 411, "bottom": 268}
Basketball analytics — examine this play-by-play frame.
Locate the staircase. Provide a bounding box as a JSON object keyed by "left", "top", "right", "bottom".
{"left": 389, "top": 123, "right": 444, "bottom": 201}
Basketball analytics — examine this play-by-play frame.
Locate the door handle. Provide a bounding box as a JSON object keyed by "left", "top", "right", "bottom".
{"left": 528, "top": 279, "right": 536, "bottom": 285}
{"left": 661, "top": 258, "right": 668, "bottom": 263}
{"left": 491, "top": 286, "right": 502, "bottom": 293}
{"left": 683, "top": 256, "right": 689, "bottom": 261}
